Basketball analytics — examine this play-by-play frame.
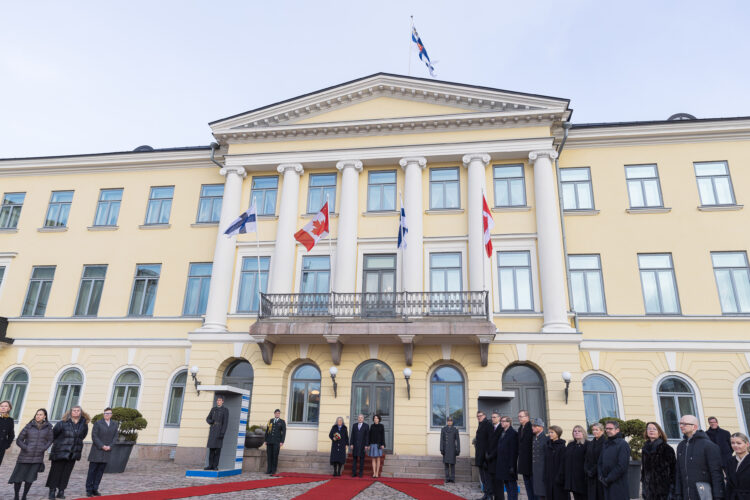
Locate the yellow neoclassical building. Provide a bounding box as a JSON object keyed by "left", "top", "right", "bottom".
{"left": 1, "top": 74, "right": 749, "bottom": 469}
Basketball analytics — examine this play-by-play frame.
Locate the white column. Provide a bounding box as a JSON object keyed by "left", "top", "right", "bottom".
{"left": 334, "top": 160, "right": 362, "bottom": 293}
{"left": 198, "top": 165, "right": 246, "bottom": 332}
{"left": 462, "top": 153, "right": 491, "bottom": 291}
{"left": 529, "top": 150, "right": 575, "bottom": 333}
{"left": 269, "top": 163, "right": 304, "bottom": 294}
{"left": 398, "top": 156, "right": 427, "bottom": 292}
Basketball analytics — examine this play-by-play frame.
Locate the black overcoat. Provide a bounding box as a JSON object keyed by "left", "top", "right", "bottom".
{"left": 640, "top": 438, "right": 675, "bottom": 500}
{"left": 49, "top": 416, "right": 89, "bottom": 461}
{"left": 495, "top": 426, "right": 519, "bottom": 481}
{"left": 206, "top": 406, "right": 229, "bottom": 448}
{"left": 329, "top": 424, "right": 349, "bottom": 465}
{"left": 87, "top": 419, "right": 119, "bottom": 463}
{"left": 584, "top": 435, "right": 605, "bottom": 500}
{"left": 727, "top": 456, "right": 750, "bottom": 500}
{"left": 0, "top": 415, "right": 15, "bottom": 449}
{"left": 706, "top": 426, "right": 733, "bottom": 468}
{"left": 597, "top": 432, "right": 629, "bottom": 500}
{"left": 517, "top": 421, "right": 534, "bottom": 476}
{"left": 531, "top": 432, "right": 549, "bottom": 494}
{"left": 675, "top": 430, "right": 725, "bottom": 500}
{"left": 484, "top": 424, "right": 503, "bottom": 472}
{"left": 545, "top": 438, "right": 566, "bottom": 500}
{"left": 475, "top": 418, "right": 493, "bottom": 469}
{"left": 560, "top": 440, "right": 587, "bottom": 495}
{"left": 440, "top": 425, "right": 460, "bottom": 464}
{"left": 350, "top": 422, "right": 369, "bottom": 457}
{"left": 16, "top": 420, "right": 53, "bottom": 463}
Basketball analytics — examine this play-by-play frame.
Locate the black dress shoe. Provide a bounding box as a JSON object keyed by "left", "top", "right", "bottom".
{"left": 57, "top": 490, "right": 65, "bottom": 499}
{"left": 93, "top": 492, "right": 102, "bottom": 497}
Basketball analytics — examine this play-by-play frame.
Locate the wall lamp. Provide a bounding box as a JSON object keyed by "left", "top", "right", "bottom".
{"left": 330, "top": 366, "right": 338, "bottom": 398}
{"left": 562, "top": 371, "right": 571, "bottom": 404}
{"left": 191, "top": 366, "right": 202, "bottom": 396}
{"left": 403, "top": 368, "right": 412, "bottom": 400}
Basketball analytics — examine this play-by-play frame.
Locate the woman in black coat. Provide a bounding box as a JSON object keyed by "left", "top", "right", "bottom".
{"left": 727, "top": 432, "right": 750, "bottom": 500}
{"left": 9, "top": 408, "right": 54, "bottom": 500}
{"left": 328, "top": 417, "right": 349, "bottom": 477}
{"left": 0, "top": 400, "right": 15, "bottom": 467}
{"left": 368, "top": 414, "right": 386, "bottom": 478}
{"left": 560, "top": 425, "right": 588, "bottom": 500}
{"left": 640, "top": 421, "right": 675, "bottom": 500}
{"left": 584, "top": 423, "right": 605, "bottom": 500}
{"left": 545, "top": 425, "right": 567, "bottom": 500}
{"left": 45, "top": 406, "right": 90, "bottom": 499}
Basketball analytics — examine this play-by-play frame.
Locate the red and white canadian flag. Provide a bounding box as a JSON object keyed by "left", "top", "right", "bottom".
{"left": 482, "top": 195, "right": 494, "bottom": 257}
{"left": 294, "top": 202, "right": 329, "bottom": 251}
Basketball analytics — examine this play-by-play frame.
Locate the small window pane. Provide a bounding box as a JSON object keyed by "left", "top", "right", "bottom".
{"left": 560, "top": 168, "right": 590, "bottom": 181}
{"left": 494, "top": 166, "right": 523, "bottom": 178}
{"left": 499, "top": 252, "right": 529, "bottom": 267}
{"left": 582, "top": 375, "right": 614, "bottom": 392}
{"left": 713, "top": 253, "right": 746, "bottom": 267}
{"left": 570, "top": 256, "right": 600, "bottom": 270}
{"left": 432, "top": 366, "right": 463, "bottom": 382}
{"left": 639, "top": 255, "right": 672, "bottom": 269}
{"left": 626, "top": 165, "right": 657, "bottom": 179}
{"left": 695, "top": 162, "right": 727, "bottom": 176}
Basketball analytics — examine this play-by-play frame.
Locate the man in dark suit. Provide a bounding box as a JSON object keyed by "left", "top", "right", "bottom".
{"left": 517, "top": 410, "right": 534, "bottom": 500}
{"left": 86, "top": 407, "right": 119, "bottom": 497}
{"left": 706, "top": 416, "right": 733, "bottom": 472}
{"left": 474, "top": 411, "right": 493, "bottom": 496}
{"left": 205, "top": 395, "right": 229, "bottom": 470}
{"left": 496, "top": 416, "right": 519, "bottom": 500}
{"left": 350, "top": 414, "right": 370, "bottom": 477}
{"left": 482, "top": 411, "right": 504, "bottom": 500}
{"left": 264, "top": 409, "right": 286, "bottom": 474}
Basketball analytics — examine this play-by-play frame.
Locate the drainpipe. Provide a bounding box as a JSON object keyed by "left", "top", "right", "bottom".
{"left": 209, "top": 142, "right": 223, "bottom": 169}
{"left": 554, "top": 122, "right": 579, "bottom": 332}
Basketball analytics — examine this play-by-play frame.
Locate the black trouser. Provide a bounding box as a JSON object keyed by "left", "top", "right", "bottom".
{"left": 266, "top": 443, "right": 280, "bottom": 473}
{"left": 523, "top": 474, "right": 535, "bottom": 500}
{"left": 85, "top": 462, "right": 107, "bottom": 493}
{"left": 573, "top": 493, "right": 586, "bottom": 500}
{"left": 208, "top": 448, "right": 221, "bottom": 469}
{"left": 479, "top": 465, "right": 491, "bottom": 491}
{"left": 444, "top": 463, "right": 455, "bottom": 481}
{"left": 332, "top": 462, "right": 343, "bottom": 476}
{"left": 485, "top": 471, "right": 495, "bottom": 495}
{"left": 46, "top": 459, "right": 76, "bottom": 490}
{"left": 352, "top": 453, "right": 365, "bottom": 476}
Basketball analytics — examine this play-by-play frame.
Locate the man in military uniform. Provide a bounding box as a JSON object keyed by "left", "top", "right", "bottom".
{"left": 264, "top": 409, "right": 286, "bottom": 474}
{"left": 205, "top": 395, "right": 229, "bottom": 470}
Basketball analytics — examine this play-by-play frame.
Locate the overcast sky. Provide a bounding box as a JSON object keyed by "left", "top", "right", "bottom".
{"left": 2, "top": 1, "right": 748, "bottom": 158}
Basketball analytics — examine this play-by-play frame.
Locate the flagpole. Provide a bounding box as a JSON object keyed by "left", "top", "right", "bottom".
{"left": 399, "top": 192, "right": 404, "bottom": 294}
{"left": 408, "top": 16, "right": 413, "bottom": 76}
{"left": 481, "top": 189, "right": 486, "bottom": 295}
{"left": 326, "top": 194, "right": 334, "bottom": 292}
{"left": 255, "top": 217, "right": 263, "bottom": 316}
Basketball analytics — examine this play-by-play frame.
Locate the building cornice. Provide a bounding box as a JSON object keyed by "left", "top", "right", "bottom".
{"left": 580, "top": 339, "right": 750, "bottom": 352}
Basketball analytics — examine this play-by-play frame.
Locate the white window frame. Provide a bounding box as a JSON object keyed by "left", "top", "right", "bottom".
{"left": 0, "top": 252, "right": 16, "bottom": 303}
{"left": 423, "top": 240, "right": 468, "bottom": 293}
{"left": 652, "top": 372, "right": 705, "bottom": 441}
{"left": 287, "top": 363, "right": 322, "bottom": 427}
{"left": 0, "top": 365, "right": 31, "bottom": 424}
{"left": 638, "top": 253, "right": 681, "bottom": 315}
{"left": 294, "top": 246, "right": 336, "bottom": 294}
{"left": 560, "top": 167, "right": 595, "bottom": 211}
{"left": 569, "top": 254, "right": 607, "bottom": 314}
{"left": 733, "top": 373, "right": 750, "bottom": 436}
{"left": 47, "top": 365, "right": 86, "bottom": 422}
{"left": 581, "top": 370, "right": 625, "bottom": 426}
{"left": 355, "top": 241, "right": 400, "bottom": 294}
{"left": 694, "top": 161, "right": 736, "bottom": 207}
{"left": 428, "top": 363, "right": 467, "bottom": 430}
{"left": 107, "top": 366, "right": 144, "bottom": 410}
{"left": 158, "top": 365, "right": 188, "bottom": 444}
{"left": 490, "top": 236, "right": 540, "bottom": 314}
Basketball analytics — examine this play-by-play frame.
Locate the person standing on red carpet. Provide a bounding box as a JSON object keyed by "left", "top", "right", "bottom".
{"left": 329, "top": 417, "right": 349, "bottom": 477}
{"left": 264, "top": 409, "right": 286, "bottom": 475}
{"left": 350, "top": 414, "right": 369, "bottom": 477}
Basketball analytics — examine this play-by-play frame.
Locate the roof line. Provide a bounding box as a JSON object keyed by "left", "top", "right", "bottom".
{"left": 571, "top": 115, "right": 750, "bottom": 129}
{"left": 0, "top": 145, "right": 212, "bottom": 162}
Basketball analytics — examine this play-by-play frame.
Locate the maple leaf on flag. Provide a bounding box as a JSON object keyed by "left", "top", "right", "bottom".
{"left": 312, "top": 218, "right": 327, "bottom": 236}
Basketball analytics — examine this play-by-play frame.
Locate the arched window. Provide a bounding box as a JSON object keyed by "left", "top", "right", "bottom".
{"left": 289, "top": 364, "right": 321, "bottom": 424}
{"left": 658, "top": 376, "right": 697, "bottom": 440}
{"left": 223, "top": 360, "right": 254, "bottom": 392}
{"left": 111, "top": 370, "right": 140, "bottom": 409}
{"left": 51, "top": 369, "right": 82, "bottom": 421}
{"left": 0, "top": 368, "right": 28, "bottom": 421}
{"left": 431, "top": 365, "right": 465, "bottom": 429}
{"left": 165, "top": 371, "right": 187, "bottom": 427}
{"left": 739, "top": 378, "right": 750, "bottom": 434}
{"left": 583, "top": 374, "right": 620, "bottom": 428}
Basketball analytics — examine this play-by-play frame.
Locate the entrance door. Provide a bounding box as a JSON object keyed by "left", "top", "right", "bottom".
{"left": 502, "top": 364, "right": 547, "bottom": 426}
{"left": 363, "top": 255, "right": 396, "bottom": 317}
{"left": 350, "top": 360, "right": 394, "bottom": 451}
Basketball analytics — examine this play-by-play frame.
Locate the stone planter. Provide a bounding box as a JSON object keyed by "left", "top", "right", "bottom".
{"left": 104, "top": 441, "right": 135, "bottom": 473}
{"left": 628, "top": 460, "right": 641, "bottom": 499}
{"left": 244, "top": 434, "right": 264, "bottom": 449}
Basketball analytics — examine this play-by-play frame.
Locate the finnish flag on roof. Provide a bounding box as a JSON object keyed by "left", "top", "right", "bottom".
{"left": 224, "top": 203, "right": 257, "bottom": 236}
{"left": 411, "top": 25, "right": 436, "bottom": 77}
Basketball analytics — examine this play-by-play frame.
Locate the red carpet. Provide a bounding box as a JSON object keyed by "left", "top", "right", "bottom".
{"left": 74, "top": 476, "right": 321, "bottom": 500}
{"left": 380, "top": 480, "right": 465, "bottom": 499}
{"left": 291, "top": 478, "right": 372, "bottom": 499}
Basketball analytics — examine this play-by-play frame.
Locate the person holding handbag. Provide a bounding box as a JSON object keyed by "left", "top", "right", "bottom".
{"left": 674, "top": 415, "right": 724, "bottom": 500}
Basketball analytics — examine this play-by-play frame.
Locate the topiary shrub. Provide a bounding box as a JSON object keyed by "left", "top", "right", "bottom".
{"left": 598, "top": 417, "right": 647, "bottom": 461}
{"left": 92, "top": 407, "right": 148, "bottom": 442}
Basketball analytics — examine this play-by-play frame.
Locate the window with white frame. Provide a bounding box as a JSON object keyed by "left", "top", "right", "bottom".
{"left": 196, "top": 184, "right": 223, "bottom": 223}
{"left": 165, "top": 371, "right": 187, "bottom": 427}
{"left": 430, "top": 253, "right": 462, "bottom": 313}
{"left": 430, "top": 366, "right": 465, "bottom": 429}
{"left": 569, "top": 255, "right": 606, "bottom": 314}
{"left": 498, "top": 251, "right": 533, "bottom": 311}
{"left": 430, "top": 168, "right": 460, "bottom": 209}
{"left": 93, "top": 188, "right": 123, "bottom": 226}
{"left": 583, "top": 374, "right": 619, "bottom": 429}
{"left": 111, "top": 370, "right": 140, "bottom": 408}
{"left": 638, "top": 254, "right": 680, "bottom": 314}
{"left": 712, "top": 252, "right": 750, "bottom": 314}
{"left": 144, "top": 186, "right": 174, "bottom": 225}
{"left": 494, "top": 165, "right": 526, "bottom": 207}
{"left": 44, "top": 191, "right": 73, "bottom": 227}
{"left": 128, "top": 264, "right": 161, "bottom": 316}
{"left": 0, "top": 266, "right": 4, "bottom": 290}
{"left": 22, "top": 266, "right": 56, "bottom": 317}
{"left": 300, "top": 256, "right": 330, "bottom": 314}
{"left": 251, "top": 177, "right": 278, "bottom": 216}
{"left": 183, "top": 263, "right": 212, "bottom": 316}
{"left": 694, "top": 161, "right": 735, "bottom": 206}
{"left": 307, "top": 173, "right": 336, "bottom": 213}
{"left": 237, "top": 256, "right": 269, "bottom": 313}
{"left": 367, "top": 171, "right": 397, "bottom": 212}
{"left": 289, "top": 364, "right": 321, "bottom": 424}
{"left": 657, "top": 376, "right": 697, "bottom": 440}
{"left": 74, "top": 265, "right": 107, "bottom": 317}
{"left": 0, "top": 192, "right": 25, "bottom": 229}
{"left": 625, "top": 165, "right": 663, "bottom": 208}
{"left": 51, "top": 369, "right": 82, "bottom": 421}
{"left": 740, "top": 378, "right": 750, "bottom": 435}
{"left": 561, "top": 168, "right": 594, "bottom": 210}
{"left": 0, "top": 368, "right": 28, "bottom": 422}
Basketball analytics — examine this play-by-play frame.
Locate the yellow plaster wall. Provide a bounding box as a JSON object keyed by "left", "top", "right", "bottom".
{"left": 295, "top": 97, "right": 477, "bottom": 124}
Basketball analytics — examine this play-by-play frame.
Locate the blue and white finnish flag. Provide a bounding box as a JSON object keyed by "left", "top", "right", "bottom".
{"left": 224, "top": 204, "right": 257, "bottom": 236}
{"left": 411, "top": 25, "right": 436, "bottom": 77}
{"left": 398, "top": 195, "right": 408, "bottom": 249}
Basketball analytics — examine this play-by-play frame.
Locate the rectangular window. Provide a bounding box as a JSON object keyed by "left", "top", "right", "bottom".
{"left": 0, "top": 193, "right": 25, "bottom": 229}
{"left": 183, "top": 263, "right": 212, "bottom": 316}
{"left": 237, "top": 257, "right": 269, "bottom": 313}
{"left": 430, "top": 253, "right": 462, "bottom": 292}
{"left": 251, "top": 177, "right": 278, "bottom": 216}
{"left": 144, "top": 186, "right": 174, "bottom": 225}
{"left": 93, "top": 188, "right": 123, "bottom": 226}
{"left": 74, "top": 265, "right": 107, "bottom": 316}
{"left": 569, "top": 255, "right": 606, "bottom": 313}
{"left": 712, "top": 252, "right": 750, "bottom": 314}
{"left": 196, "top": 185, "right": 223, "bottom": 223}
{"left": 494, "top": 165, "right": 526, "bottom": 207}
{"left": 44, "top": 191, "right": 73, "bottom": 227}
{"left": 367, "top": 170, "right": 397, "bottom": 212}
{"left": 625, "top": 165, "right": 663, "bottom": 208}
{"left": 300, "top": 256, "right": 330, "bottom": 314}
{"left": 497, "top": 251, "right": 533, "bottom": 311}
{"left": 638, "top": 254, "right": 680, "bottom": 314}
{"left": 128, "top": 264, "right": 161, "bottom": 316}
{"left": 695, "top": 161, "right": 736, "bottom": 206}
{"left": 560, "top": 168, "right": 594, "bottom": 210}
{"left": 307, "top": 173, "right": 336, "bottom": 213}
{"left": 22, "top": 266, "right": 56, "bottom": 317}
{"left": 430, "top": 168, "right": 460, "bottom": 209}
